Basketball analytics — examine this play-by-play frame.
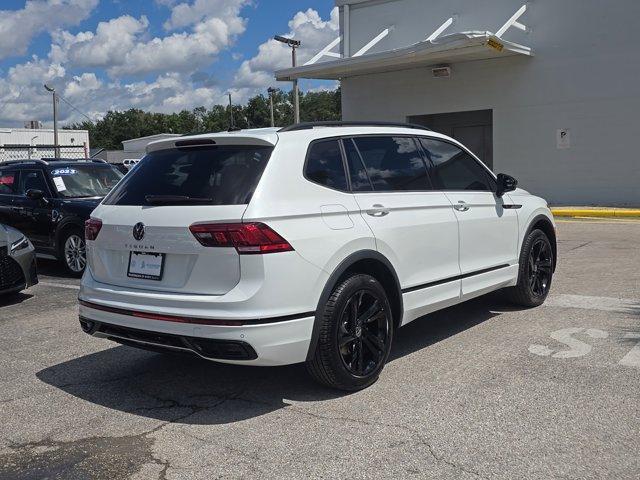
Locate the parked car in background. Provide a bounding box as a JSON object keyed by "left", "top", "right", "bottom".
{"left": 122, "top": 159, "right": 140, "bottom": 170}
{"left": 0, "top": 223, "right": 37, "bottom": 296}
{"left": 78, "top": 122, "right": 556, "bottom": 390}
{"left": 0, "top": 158, "right": 124, "bottom": 276}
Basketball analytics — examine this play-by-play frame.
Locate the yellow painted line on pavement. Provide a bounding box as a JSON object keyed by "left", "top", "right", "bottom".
{"left": 556, "top": 218, "right": 640, "bottom": 224}
{"left": 551, "top": 208, "right": 640, "bottom": 218}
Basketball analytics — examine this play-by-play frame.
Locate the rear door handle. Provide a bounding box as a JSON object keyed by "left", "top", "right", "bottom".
{"left": 453, "top": 201, "right": 470, "bottom": 212}
{"left": 366, "top": 204, "right": 390, "bottom": 217}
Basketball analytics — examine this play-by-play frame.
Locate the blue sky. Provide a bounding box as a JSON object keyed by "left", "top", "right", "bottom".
{"left": 0, "top": 0, "right": 338, "bottom": 127}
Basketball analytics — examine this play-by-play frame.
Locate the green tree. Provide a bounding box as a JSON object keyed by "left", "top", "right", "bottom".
{"left": 66, "top": 87, "right": 341, "bottom": 149}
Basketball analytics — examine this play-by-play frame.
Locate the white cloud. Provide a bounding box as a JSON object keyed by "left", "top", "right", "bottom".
{"left": 63, "top": 73, "right": 102, "bottom": 100}
{"left": 0, "top": 3, "right": 340, "bottom": 127}
{"left": 51, "top": 16, "right": 150, "bottom": 68}
{"left": 233, "top": 7, "right": 339, "bottom": 92}
{"left": 0, "top": 0, "right": 98, "bottom": 60}
{"left": 50, "top": 0, "right": 249, "bottom": 77}
{"left": 164, "top": 0, "right": 250, "bottom": 30}
{"left": 0, "top": 60, "right": 228, "bottom": 126}
{"left": 109, "top": 16, "right": 245, "bottom": 76}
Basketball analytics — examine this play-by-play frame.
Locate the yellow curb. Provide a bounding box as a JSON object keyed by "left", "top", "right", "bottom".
{"left": 551, "top": 208, "right": 640, "bottom": 218}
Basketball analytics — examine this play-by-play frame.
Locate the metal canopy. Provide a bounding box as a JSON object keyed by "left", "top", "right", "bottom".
{"left": 275, "top": 31, "right": 532, "bottom": 81}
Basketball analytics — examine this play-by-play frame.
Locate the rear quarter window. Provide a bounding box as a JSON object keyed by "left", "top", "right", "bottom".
{"left": 304, "top": 139, "right": 348, "bottom": 191}
{"left": 104, "top": 145, "right": 273, "bottom": 206}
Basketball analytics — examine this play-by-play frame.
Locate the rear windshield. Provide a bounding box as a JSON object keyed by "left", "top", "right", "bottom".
{"left": 103, "top": 145, "right": 273, "bottom": 206}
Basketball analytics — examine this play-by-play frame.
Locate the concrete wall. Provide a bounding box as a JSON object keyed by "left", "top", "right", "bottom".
{"left": 340, "top": 0, "right": 640, "bottom": 206}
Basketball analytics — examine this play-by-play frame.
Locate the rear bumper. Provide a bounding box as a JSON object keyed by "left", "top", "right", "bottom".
{"left": 78, "top": 248, "right": 327, "bottom": 365}
{"left": 80, "top": 317, "right": 259, "bottom": 361}
{"left": 78, "top": 303, "right": 315, "bottom": 366}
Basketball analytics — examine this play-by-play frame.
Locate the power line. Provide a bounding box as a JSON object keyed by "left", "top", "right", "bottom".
{"left": 58, "top": 94, "right": 95, "bottom": 124}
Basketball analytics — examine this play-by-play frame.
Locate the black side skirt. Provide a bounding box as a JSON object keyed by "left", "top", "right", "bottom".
{"left": 402, "top": 264, "right": 511, "bottom": 294}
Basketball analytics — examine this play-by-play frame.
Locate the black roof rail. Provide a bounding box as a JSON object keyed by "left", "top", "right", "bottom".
{"left": 278, "top": 121, "right": 432, "bottom": 133}
{"left": 0, "top": 159, "right": 49, "bottom": 166}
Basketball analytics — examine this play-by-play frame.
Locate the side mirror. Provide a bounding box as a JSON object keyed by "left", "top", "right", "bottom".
{"left": 496, "top": 173, "right": 517, "bottom": 198}
{"left": 26, "top": 189, "right": 44, "bottom": 201}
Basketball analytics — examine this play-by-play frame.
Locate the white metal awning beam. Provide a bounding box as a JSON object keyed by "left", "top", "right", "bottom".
{"left": 276, "top": 31, "right": 532, "bottom": 81}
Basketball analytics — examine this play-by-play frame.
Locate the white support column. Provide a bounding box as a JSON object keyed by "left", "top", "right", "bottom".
{"left": 304, "top": 36, "right": 342, "bottom": 66}
{"left": 353, "top": 27, "right": 391, "bottom": 57}
{"left": 426, "top": 17, "right": 454, "bottom": 42}
{"left": 344, "top": 4, "right": 350, "bottom": 58}
{"left": 496, "top": 4, "right": 528, "bottom": 38}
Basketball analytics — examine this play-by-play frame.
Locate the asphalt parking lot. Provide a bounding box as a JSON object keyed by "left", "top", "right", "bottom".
{"left": 0, "top": 219, "right": 638, "bottom": 480}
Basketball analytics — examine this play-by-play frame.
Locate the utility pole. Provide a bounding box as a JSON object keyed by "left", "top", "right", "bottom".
{"left": 268, "top": 87, "right": 276, "bottom": 127}
{"left": 274, "top": 35, "right": 301, "bottom": 124}
{"left": 227, "top": 93, "right": 236, "bottom": 130}
{"left": 291, "top": 45, "right": 300, "bottom": 124}
{"left": 44, "top": 84, "right": 59, "bottom": 157}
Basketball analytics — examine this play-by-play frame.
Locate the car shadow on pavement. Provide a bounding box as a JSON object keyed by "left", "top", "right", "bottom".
{"left": 0, "top": 292, "right": 34, "bottom": 307}
{"left": 36, "top": 258, "right": 76, "bottom": 280}
{"left": 36, "top": 293, "right": 513, "bottom": 426}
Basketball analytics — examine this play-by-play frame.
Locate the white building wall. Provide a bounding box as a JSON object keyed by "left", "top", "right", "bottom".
{"left": 0, "top": 128, "right": 90, "bottom": 161}
{"left": 0, "top": 128, "right": 89, "bottom": 147}
{"left": 339, "top": 0, "right": 640, "bottom": 205}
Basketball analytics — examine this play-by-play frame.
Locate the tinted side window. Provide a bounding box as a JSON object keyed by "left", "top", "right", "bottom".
{"left": 353, "top": 136, "right": 430, "bottom": 192}
{"left": 343, "top": 139, "right": 372, "bottom": 191}
{"left": 305, "top": 140, "right": 348, "bottom": 191}
{"left": 420, "top": 138, "right": 494, "bottom": 191}
{"left": 18, "top": 170, "right": 50, "bottom": 196}
{"left": 0, "top": 170, "right": 18, "bottom": 195}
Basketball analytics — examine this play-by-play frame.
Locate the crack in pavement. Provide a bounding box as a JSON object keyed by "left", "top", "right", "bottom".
{"left": 2, "top": 388, "right": 243, "bottom": 480}
{"left": 280, "top": 404, "right": 487, "bottom": 479}
{"left": 567, "top": 241, "right": 592, "bottom": 252}
{"left": 3, "top": 381, "right": 485, "bottom": 479}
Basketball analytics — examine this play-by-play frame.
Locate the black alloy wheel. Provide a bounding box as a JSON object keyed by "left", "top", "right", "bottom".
{"left": 505, "top": 228, "right": 554, "bottom": 307}
{"left": 307, "top": 274, "right": 394, "bottom": 391}
{"left": 337, "top": 290, "right": 391, "bottom": 377}
{"left": 527, "top": 237, "right": 553, "bottom": 298}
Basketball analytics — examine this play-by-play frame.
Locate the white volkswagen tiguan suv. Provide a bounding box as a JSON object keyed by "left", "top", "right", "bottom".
{"left": 79, "top": 122, "right": 556, "bottom": 390}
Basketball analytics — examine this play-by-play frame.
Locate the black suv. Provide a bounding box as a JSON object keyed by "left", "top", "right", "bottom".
{"left": 0, "top": 159, "right": 124, "bottom": 276}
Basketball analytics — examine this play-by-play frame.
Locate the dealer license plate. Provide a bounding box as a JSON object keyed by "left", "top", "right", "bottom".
{"left": 127, "top": 252, "right": 165, "bottom": 281}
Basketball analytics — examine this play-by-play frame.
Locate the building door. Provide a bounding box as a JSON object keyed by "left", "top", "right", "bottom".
{"left": 408, "top": 109, "right": 493, "bottom": 169}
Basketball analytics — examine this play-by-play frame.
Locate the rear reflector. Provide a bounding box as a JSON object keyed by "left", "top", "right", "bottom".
{"left": 85, "top": 218, "right": 102, "bottom": 241}
{"left": 79, "top": 300, "right": 314, "bottom": 326}
{"left": 189, "top": 222, "right": 293, "bottom": 254}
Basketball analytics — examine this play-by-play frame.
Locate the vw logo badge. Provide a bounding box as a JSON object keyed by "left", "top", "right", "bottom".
{"left": 132, "top": 222, "right": 145, "bottom": 241}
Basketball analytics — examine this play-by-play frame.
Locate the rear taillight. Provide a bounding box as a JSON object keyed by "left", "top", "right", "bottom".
{"left": 189, "top": 222, "right": 293, "bottom": 254}
{"left": 85, "top": 218, "right": 102, "bottom": 241}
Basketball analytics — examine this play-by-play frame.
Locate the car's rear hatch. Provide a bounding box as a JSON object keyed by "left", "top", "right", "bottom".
{"left": 87, "top": 134, "right": 277, "bottom": 295}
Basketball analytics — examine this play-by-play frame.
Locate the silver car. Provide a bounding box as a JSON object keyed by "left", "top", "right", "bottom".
{"left": 0, "top": 224, "right": 38, "bottom": 295}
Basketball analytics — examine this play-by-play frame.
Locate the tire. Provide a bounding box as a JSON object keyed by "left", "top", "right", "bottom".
{"left": 505, "top": 229, "right": 554, "bottom": 307}
{"left": 59, "top": 227, "right": 87, "bottom": 277}
{"left": 307, "top": 274, "right": 394, "bottom": 391}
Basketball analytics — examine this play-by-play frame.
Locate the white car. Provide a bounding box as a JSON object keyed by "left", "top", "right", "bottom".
{"left": 79, "top": 122, "right": 556, "bottom": 390}
{"left": 122, "top": 159, "right": 139, "bottom": 170}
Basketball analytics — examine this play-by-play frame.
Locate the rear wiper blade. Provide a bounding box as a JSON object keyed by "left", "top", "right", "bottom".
{"left": 145, "top": 195, "right": 213, "bottom": 205}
